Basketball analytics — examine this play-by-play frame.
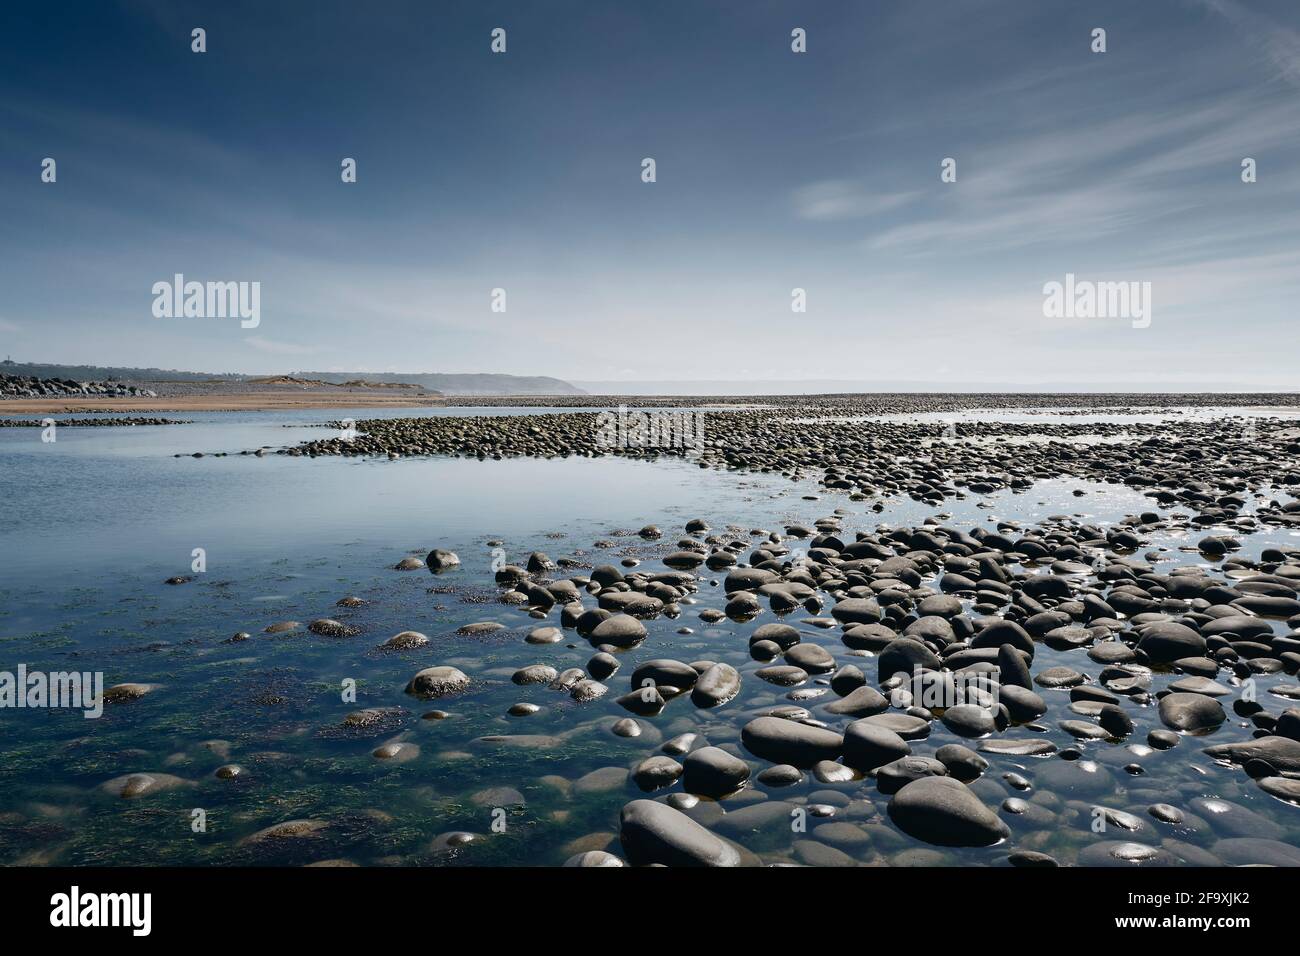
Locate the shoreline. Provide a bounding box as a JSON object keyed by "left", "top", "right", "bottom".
{"left": 0, "top": 391, "right": 449, "bottom": 414}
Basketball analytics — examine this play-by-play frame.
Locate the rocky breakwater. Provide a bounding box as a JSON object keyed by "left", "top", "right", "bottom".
{"left": 0, "top": 416, "right": 188, "bottom": 427}
{"left": 1, "top": 373, "right": 158, "bottom": 399}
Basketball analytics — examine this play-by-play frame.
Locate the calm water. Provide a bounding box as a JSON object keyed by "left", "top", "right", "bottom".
{"left": 1, "top": 409, "right": 1297, "bottom": 866}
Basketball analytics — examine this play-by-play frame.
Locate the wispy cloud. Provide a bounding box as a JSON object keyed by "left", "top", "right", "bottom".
{"left": 792, "top": 181, "right": 922, "bottom": 221}
{"left": 1193, "top": 0, "right": 1300, "bottom": 87}
{"left": 860, "top": 93, "right": 1300, "bottom": 257}
{"left": 245, "top": 336, "right": 320, "bottom": 356}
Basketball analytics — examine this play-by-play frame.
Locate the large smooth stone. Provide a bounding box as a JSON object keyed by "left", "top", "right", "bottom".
{"left": 1189, "top": 797, "right": 1284, "bottom": 840}
{"left": 619, "top": 799, "right": 740, "bottom": 867}
{"left": 940, "top": 704, "right": 998, "bottom": 738}
{"left": 1210, "top": 838, "right": 1300, "bottom": 867}
{"left": 741, "top": 716, "right": 843, "bottom": 767}
{"left": 823, "top": 685, "right": 890, "bottom": 717}
{"left": 887, "top": 777, "right": 1010, "bottom": 847}
{"left": 691, "top": 663, "right": 742, "bottom": 708}
{"left": 590, "top": 614, "right": 648, "bottom": 647}
{"left": 1203, "top": 735, "right": 1300, "bottom": 772}
{"left": 878, "top": 638, "right": 941, "bottom": 681}
{"left": 1136, "top": 622, "right": 1206, "bottom": 663}
{"left": 1157, "top": 692, "right": 1225, "bottom": 733}
{"left": 1077, "top": 841, "right": 1176, "bottom": 866}
{"left": 404, "top": 666, "right": 470, "bottom": 699}
{"left": 831, "top": 598, "right": 883, "bottom": 625}
{"left": 682, "top": 746, "right": 750, "bottom": 798}
{"left": 971, "top": 621, "right": 1034, "bottom": 657}
{"left": 841, "top": 720, "right": 911, "bottom": 771}
{"left": 631, "top": 659, "right": 699, "bottom": 689}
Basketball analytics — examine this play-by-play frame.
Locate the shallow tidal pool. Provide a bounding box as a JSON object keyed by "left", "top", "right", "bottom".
{"left": 1, "top": 410, "right": 1298, "bottom": 866}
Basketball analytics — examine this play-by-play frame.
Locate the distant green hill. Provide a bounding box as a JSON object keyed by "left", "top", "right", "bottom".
{"left": 1, "top": 360, "right": 242, "bottom": 382}
{"left": 297, "top": 371, "right": 585, "bottom": 396}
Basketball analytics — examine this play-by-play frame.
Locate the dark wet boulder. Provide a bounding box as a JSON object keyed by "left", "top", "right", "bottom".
{"left": 632, "top": 756, "right": 684, "bottom": 792}
{"left": 843, "top": 622, "right": 900, "bottom": 651}
{"left": 876, "top": 756, "right": 948, "bottom": 795}
{"left": 997, "top": 644, "right": 1033, "bottom": 689}
{"left": 971, "top": 620, "right": 1034, "bottom": 657}
{"left": 308, "top": 618, "right": 358, "bottom": 637}
{"left": 575, "top": 607, "right": 613, "bottom": 636}
{"left": 841, "top": 720, "right": 911, "bottom": 771}
{"left": 918, "top": 594, "right": 962, "bottom": 618}
{"left": 713, "top": 800, "right": 800, "bottom": 839}
{"left": 1077, "top": 841, "right": 1176, "bottom": 867}
{"left": 691, "top": 663, "right": 742, "bottom": 708}
{"left": 1157, "top": 692, "right": 1226, "bottom": 733}
{"left": 404, "top": 666, "right": 470, "bottom": 699}
{"left": 756, "top": 665, "right": 808, "bottom": 686}
{"left": 590, "top": 614, "right": 648, "bottom": 647}
{"left": 741, "top": 716, "right": 843, "bottom": 767}
{"left": 785, "top": 642, "right": 836, "bottom": 674}
{"left": 1211, "top": 838, "right": 1300, "bottom": 867}
{"left": 863, "top": 712, "right": 931, "bottom": 740}
{"left": 682, "top": 747, "right": 750, "bottom": 798}
{"left": 1088, "top": 641, "right": 1137, "bottom": 664}
{"left": 829, "top": 664, "right": 866, "bottom": 696}
{"left": 1097, "top": 703, "right": 1134, "bottom": 737}
{"left": 586, "top": 652, "right": 620, "bottom": 680}
{"left": 1189, "top": 797, "right": 1284, "bottom": 840}
{"left": 751, "top": 622, "right": 802, "bottom": 649}
{"left": 511, "top": 664, "right": 557, "bottom": 686}
{"left": 590, "top": 565, "right": 625, "bottom": 587}
{"left": 999, "top": 685, "right": 1048, "bottom": 722}
{"left": 619, "top": 799, "right": 740, "bottom": 866}
{"left": 570, "top": 679, "right": 608, "bottom": 702}
{"left": 934, "top": 744, "right": 988, "bottom": 782}
{"left": 905, "top": 616, "right": 955, "bottom": 645}
{"left": 878, "top": 638, "right": 941, "bottom": 681}
{"left": 1136, "top": 621, "right": 1206, "bottom": 663}
{"left": 1008, "top": 850, "right": 1059, "bottom": 867}
{"left": 426, "top": 549, "right": 461, "bottom": 571}
{"left": 1258, "top": 776, "right": 1300, "bottom": 805}
{"left": 724, "top": 568, "right": 778, "bottom": 592}
{"left": 1034, "top": 666, "right": 1085, "bottom": 689}
{"left": 598, "top": 590, "right": 662, "bottom": 617}
{"left": 631, "top": 659, "right": 699, "bottom": 689}
{"left": 756, "top": 765, "right": 804, "bottom": 787}
{"left": 617, "top": 687, "right": 666, "bottom": 716}
{"left": 1202, "top": 614, "right": 1274, "bottom": 640}
{"left": 831, "top": 598, "right": 883, "bottom": 626}
{"left": 887, "top": 777, "right": 1010, "bottom": 847}
{"left": 823, "top": 685, "right": 890, "bottom": 717}
{"left": 940, "top": 704, "right": 999, "bottom": 738}
{"left": 1203, "top": 735, "right": 1300, "bottom": 772}
{"left": 1278, "top": 707, "right": 1300, "bottom": 741}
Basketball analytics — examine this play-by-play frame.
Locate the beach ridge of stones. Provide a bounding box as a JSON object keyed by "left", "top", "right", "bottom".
{"left": 0, "top": 416, "right": 189, "bottom": 427}
{"left": 208, "top": 465, "right": 1300, "bottom": 866}
{"left": 277, "top": 394, "right": 1300, "bottom": 534}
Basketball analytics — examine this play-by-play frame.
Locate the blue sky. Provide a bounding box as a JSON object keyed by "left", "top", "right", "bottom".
{"left": 2, "top": 0, "right": 1298, "bottom": 387}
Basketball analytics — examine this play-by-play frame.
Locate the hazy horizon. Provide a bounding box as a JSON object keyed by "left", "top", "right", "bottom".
{"left": 4, "top": 0, "right": 1300, "bottom": 387}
